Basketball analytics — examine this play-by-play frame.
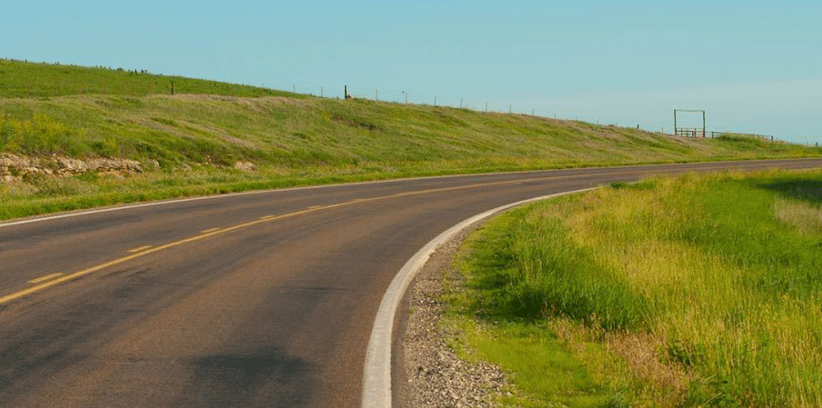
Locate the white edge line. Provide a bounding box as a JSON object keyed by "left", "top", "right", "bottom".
{"left": 360, "top": 187, "right": 596, "bottom": 408}
{"left": 1, "top": 158, "right": 810, "bottom": 229}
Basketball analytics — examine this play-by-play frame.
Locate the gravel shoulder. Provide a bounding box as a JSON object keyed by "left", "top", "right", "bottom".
{"left": 395, "top": 227, "right": 509, "bottom": 408}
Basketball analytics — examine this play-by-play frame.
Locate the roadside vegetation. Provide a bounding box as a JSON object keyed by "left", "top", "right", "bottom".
{"left": 2, "top": 58, "right": 821, "bottom": 221}
{"left": 447, "top": 169, "right": 822, "bottom": 407}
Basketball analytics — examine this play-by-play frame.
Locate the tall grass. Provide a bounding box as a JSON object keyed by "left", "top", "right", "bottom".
{"left": 472, "top": 212, "right": 650, "bottom": 330}
{"left": 457, "top": 170, "right": 822, "bottom": 406}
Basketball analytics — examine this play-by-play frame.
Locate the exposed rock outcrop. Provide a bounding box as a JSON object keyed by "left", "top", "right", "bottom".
{"left": 0, "top": 153, "right": 143, "bottom": 182}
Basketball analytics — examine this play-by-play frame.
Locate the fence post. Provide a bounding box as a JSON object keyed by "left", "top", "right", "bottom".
{"left": 460, "top": 99, "right": 463, "bottom": 108}
{"left": 344, "top": 85, "right": 348, "bottom": 99}
{"left": 485, "top": 102, "right": 488, "bottom": 112}
{"left": 702, "top": 110, "right": 706, "bottom": 138}
{"left": 293, "top": 84, "right": 296, "bottom": 93}
{"left": 170, "top": 81, "right": 174, "bottom": 95}
{"left": 376, "top": 89, "right": 378, "bottom": 101}
{"left": 321, "top": 86, "right": 323, "bottom": 98}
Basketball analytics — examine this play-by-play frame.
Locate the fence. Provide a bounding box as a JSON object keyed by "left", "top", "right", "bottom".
{"left": 271, "top": 83, "right": 567, "bottom": 119}
{"left": 677, "top": 129, "right": 776, "bottom": 142}
{"left": 6, "top": 58, "right": 813, "bottom": 146}
{"left": 293, "top": 87, "right": 818, "bottom": 146}
{"left": 675, "top": 127, "right": 705, "bottom": 138}
{"left": 708, "top": 132, "right": 775, "bottom": 141}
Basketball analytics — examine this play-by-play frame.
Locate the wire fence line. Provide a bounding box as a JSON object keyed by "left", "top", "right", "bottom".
{"left": 8, "top": 61, "right": 814, "bottom": 146}
{"left": 268, "top": 83, "right": 564, "bottom": 119}
{"left": 274, "top": 83, "right": 822, "bottom": 146}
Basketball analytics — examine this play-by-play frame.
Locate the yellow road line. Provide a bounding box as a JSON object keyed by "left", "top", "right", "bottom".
{"left": 28, "top": 273, "right": 63, "bottom": 284}
{"left": 0, "top": 208, "right": 324, "bottom": 306}
{"left": 0, "top": 168, "right": 677, "bottom": 307}
{"left": 307, "top": 205, "right": 323, "bottom": 210}
{"left": 127, "top": 245, "right": 153, "bottom": 253}
{"left": 201, "top": 227, "right": 221, "bottom": 234}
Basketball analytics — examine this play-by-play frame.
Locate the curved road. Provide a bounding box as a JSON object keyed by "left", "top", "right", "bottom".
{"left": 0, "top": 159, "right": 820, "bottom": 407}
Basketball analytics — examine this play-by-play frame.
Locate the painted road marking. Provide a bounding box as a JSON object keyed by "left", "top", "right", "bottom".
{"left": 0, "top": 208, "right": 322, "bottom": 306}
{"left": 0, "top": 173, "right": 610, "bottom": 306}
{"left": 200, "top": 227, "right": 221, "bottom": 234}
{"left": 361, "top": 187, "right": 596, "bottom": 408}
{"left": 127, "top": 245, "right": 153, "bottom": 253}
{"left": 28, "top": 273, "right": 63, "bottom": 284}
{"left": 307, "top": 205, "right": 323, "bottom": 210}
{"left": 0, "top": 167, "right": 748, "bottom": 307}
{"left": 1, "top": 158, "right": 817, "bottom": 230}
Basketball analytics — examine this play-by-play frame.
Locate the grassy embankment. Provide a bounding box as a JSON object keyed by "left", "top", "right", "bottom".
{"left": 2, "top": 58, "right": 821, "bottom": 221}
{"left": 447, "top": 169, "right": 822, "bottom": 407}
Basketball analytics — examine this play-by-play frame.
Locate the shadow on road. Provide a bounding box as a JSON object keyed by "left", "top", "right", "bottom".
{"left": 186, "top": 346, "right": 315, "bottom": 408}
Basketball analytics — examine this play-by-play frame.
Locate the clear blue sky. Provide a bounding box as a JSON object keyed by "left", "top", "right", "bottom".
{"left": 2, "top": 1, "right": 820, "bottom": 143}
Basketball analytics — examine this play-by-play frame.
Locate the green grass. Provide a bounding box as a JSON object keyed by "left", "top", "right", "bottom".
{"left": 1, "top": 58, "right": 821, "bottom": 221}
{"left": 0, "top": 58, "right": 294, "bottom": 98}
{"left": 450, "top": 169, "right": 822, "bottom": 407}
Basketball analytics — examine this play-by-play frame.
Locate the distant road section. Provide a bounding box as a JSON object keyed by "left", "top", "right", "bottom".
{"left": 0, "top": 158, "right": 820, "bottom": 408}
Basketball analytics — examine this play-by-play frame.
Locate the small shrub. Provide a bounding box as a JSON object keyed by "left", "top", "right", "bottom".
{"left": 75, "top": 171, "right": 101, "bottom": 182}
{"left": 22, "top": 171, "right": 46, "bottom": 186}
{"left": 664, "top": 339, "right": 705, "bottom": 368}
{"left": 93, "top": 136, "right": 120, "bottom": 157}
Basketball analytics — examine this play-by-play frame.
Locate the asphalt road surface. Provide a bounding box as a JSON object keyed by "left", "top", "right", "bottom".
{"left": 1, "top": 159, "right": 820, "bottom": 408}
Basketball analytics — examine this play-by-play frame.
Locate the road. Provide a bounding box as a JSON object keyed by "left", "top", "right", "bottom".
{"left": 0, "top": 159, "right": 820, "bottom": 407}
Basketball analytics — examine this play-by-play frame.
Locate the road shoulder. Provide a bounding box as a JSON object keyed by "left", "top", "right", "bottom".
{"left": 396, "top": 226, "right": 508, "bottom": 408}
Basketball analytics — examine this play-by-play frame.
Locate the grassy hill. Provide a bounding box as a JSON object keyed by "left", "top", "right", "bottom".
{"left": 1, "top": 58, "right": 820, "bottom": 220}
{"left": 0, "top": 58, "right": 291, "bottom": 98}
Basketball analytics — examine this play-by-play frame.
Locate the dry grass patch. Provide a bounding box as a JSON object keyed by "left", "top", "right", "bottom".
{"left": 773, "top": 198, "right": 822, "bottom": 234}
{"left": 607, "top": 331, "right": 690, "bottom": 406}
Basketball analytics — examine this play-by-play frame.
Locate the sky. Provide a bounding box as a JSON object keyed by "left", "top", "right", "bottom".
{"left": 2, "top": 0, "right": 820, "bottom": 143}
